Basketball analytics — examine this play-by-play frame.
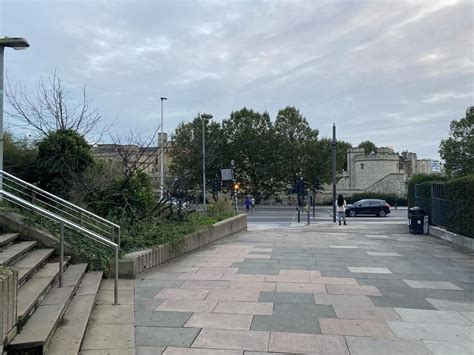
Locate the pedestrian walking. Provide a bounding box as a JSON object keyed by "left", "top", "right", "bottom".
{"left": 251, "top": 196, "right": 255, "bottom": 212}
{"left": 244, "top": 196, "right": 251, "bottom": 212}
{"left": 336, "top": 194, "right": 347, "bottom": 225}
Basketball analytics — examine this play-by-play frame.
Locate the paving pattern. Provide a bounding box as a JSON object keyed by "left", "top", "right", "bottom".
{"left": 133, "top": 222, "right": 474, "bottom": 355}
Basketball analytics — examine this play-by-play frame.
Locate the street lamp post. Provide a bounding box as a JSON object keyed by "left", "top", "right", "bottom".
{"left": 0, "top": 37, "right": 29, "bottom": 191}
{"left": 201, "top": 113, "right": 213, "bottom": 212}
{"left": 160, "top": 97, "right": 167, "bottom": 200}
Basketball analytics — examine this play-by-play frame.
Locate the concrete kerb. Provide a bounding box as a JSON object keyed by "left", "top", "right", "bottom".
{"left": 115, "top": 214, "right": 247, "bottom": 278}
{"left": 429, "top": 225, "right": 473, "bottom": 251}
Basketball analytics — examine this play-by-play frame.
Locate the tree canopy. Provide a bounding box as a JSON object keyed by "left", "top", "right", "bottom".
{"left": 358, "top": 140, "right": 377, "bottom": 154}
{"left": 439, "top": 108, "right": 474, "bottom": 178}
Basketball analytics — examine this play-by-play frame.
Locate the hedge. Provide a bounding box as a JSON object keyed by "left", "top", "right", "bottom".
{"left": 345, "top": 192, "right": 407, "bottom": 207}
{"left": 445, "top": 174, "right": 474, "bottom": 238}
{"left": 407, "top": 174, "right": 447, "bottom": 207}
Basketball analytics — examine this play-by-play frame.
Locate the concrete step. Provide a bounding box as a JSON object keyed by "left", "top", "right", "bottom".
{"left": 0, "top": 241, "right": 37, "bottom": 266}
{"left": 0, "top": 233, "right": 20, "bottom": 247}
{"left": 47, "top": 271, "right": 103, "bottom": 355}
{"left": 12, "top": 248, "right": 55, "bottom": 285}
{"left": 8, "top": 264, "right": 88, "bottom": 355}
{"left": 17, "top": 258, "right": 70, "bottom": 326}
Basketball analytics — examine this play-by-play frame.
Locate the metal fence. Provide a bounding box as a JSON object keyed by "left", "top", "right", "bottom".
{"left": 414, "top": 182, "right": 447, "bottom": 227}
{"left": 431, "top": 183, "right": 447, "bottom": 227}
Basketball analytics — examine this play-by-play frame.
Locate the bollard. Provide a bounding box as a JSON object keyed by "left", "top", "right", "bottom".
{"left": 297, "top": 207, "right": 300, "bottom": 223}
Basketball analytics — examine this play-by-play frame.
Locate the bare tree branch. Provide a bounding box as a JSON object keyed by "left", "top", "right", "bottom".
{"left": 5, "top": 69, "right": 107, "bottom": 138}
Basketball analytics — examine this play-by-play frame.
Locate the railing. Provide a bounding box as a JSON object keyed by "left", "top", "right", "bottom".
{"left": 0, "top": 170, "right": 120, "bottom": 246}
{"left": 0, "top": 171, "right": 120, "bottom": 305}
{"left": 431, "top": 183, "right": 447, "bottom": 227}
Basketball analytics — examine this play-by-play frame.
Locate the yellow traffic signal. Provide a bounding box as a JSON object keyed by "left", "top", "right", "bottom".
{"left": 234, "top": 183, "right": 240, "bottom": 190}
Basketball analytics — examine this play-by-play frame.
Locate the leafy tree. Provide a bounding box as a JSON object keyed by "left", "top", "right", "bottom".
{"left": 36, "top": 129, "right": 94, "bottom": 197}
{"left": 274, "top": 106, "right": 319, "bottom": 187}
{"left": 358, "top": 140, "right": 377, "bottom": 154}
{"left": 170, "top": 115, "right": 224, "bottom": 196}
{"left": 3, "top": 131, "right": 38, "bottom": 182}
{"left": 221, "top": 108, "right": 277, "bottom": 202}
{"left": 439, "top": 108, "right": 474, "bottom": 177}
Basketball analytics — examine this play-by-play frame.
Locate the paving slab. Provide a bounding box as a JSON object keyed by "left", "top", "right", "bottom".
{"left": 395, "top": 308, "right": 472, "bottom": 325}
{"left": 314, "top": 294, "right": 374, "bottom": 307}
{"left": 348, "top": 267, "right": 392, "bottom": 274}
{"left": 423, "top": 340, "right": 474, "bottom": 355}
{"left": 135, "top": 311, "right": 192, "bottom": 327}
{"left": 268, "top": 332, "right": 349, "bottom": 354}
{"left": 207, "top": 289, "right": 261, "bottom": 301}
{"left": 192, "top": 329, "right": 269, "bottom": 351}
{"left": 403, "top": 280, "right": 463, "bottom": 290}
{"left": 320, "top": 318, "right": 394, "bottom": 337}
{"left": 345, "top": 336, "right": 432, "bottom": 355}
{"left": 135, "top": 327, "right": 200, "bottom": 347}
{"left": 180, "top": 280, "right": 229, "bottom": 289}
{"left": 259, "top": 291, "right": 315, "bottom": 304}
{"left": 163, "top": 348, "right": 242, "bottom": 355}
{"left": 276, "top": 282, "right": 326, "bottom": 293}
{"left": 155, "top": 288, "right": 210, "bottom": 300}
{"left": 136, "top": 347, "right": 165, "bottom": 355}
{"left": 213, "top": 301, "right": 274, "bottom": 315}
{"left": 426, "top": 298, "right": 474, "bottom": 312}
{"left": 185, "top": 313, "right": 253, "bottom": 330}
{"left": 326, "top": 284, "right": 381, "bottom": 296}
{"left": 156, "top": 299, "right": 217, "bottom": 313}
{"left": 333, "top": 305, "right": 400, "bottom": 321}
{"left": 387, "top": 321, "right": 474, "bottom": 342}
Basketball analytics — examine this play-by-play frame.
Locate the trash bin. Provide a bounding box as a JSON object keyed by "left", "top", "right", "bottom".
{"left": 408, "top": 207, "right": 424, "bottom": 234}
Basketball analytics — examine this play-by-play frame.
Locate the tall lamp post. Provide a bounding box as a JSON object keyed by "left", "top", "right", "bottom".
{"left": 0, "top": 37, "right": 29, "bottom": 191}
{"left": 201, "top": 113, "right": 213, "bottom": 212}
{"left": 332, "top": 123, "right": 337, "bottom": 222}
{"left": 160, "top": 97, "right": 167, "bottom": 200}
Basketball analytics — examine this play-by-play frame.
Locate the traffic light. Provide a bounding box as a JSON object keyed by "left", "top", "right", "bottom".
{"left": 233, "top": 182, "right": 240, "bottom": 190}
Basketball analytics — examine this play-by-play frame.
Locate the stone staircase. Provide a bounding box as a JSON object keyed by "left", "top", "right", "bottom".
{"left": 1, "top": 230, "right": 103, "bottom": 355}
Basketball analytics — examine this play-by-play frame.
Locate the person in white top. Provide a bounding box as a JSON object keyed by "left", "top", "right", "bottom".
{"left": 336, "top": 194, "right": 347, "bottom": 225}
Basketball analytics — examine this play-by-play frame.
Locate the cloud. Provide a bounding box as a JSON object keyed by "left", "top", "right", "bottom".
{"left": 2, "top": 0, "right": 472, "bottom": 160}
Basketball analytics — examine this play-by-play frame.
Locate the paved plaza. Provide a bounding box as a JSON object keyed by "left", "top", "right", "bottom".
{"left": 82, "top": 221, "right": 474, "bottom": 354}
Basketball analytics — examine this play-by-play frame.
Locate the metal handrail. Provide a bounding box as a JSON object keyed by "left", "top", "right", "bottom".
{"left": 0, "top": 170, "right": 120, "bottom": 246}
{"left": 0, "top": 190, "right": 119, "bottom": 305}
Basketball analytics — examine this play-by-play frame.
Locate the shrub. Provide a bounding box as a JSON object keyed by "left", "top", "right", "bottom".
{"left": 207, "top": 199, "right": 234, "bottom": 218}
{"left": 346, "top": 192, "right": 407, "bottom": 206}
{"left": 445, "top": 174, "right": 474, "bottom": 238}
{"left": 407, "top": 174, "right": 447, "bottom": 207}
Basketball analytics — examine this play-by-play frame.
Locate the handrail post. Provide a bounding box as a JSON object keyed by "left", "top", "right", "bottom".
{"left": 117, "top": 227, "right": 121, "bottom": 251}
{"left": 59, "top": 221, "right": 64, "bottom": 287}
{"left": 112, "top": 226, "right": 116, "bottom": 243}
{"left": 114, "top": 245, "right": 119, "bottom": 305}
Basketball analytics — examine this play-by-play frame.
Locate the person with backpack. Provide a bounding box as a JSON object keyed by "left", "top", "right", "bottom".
{"left": 336, "top": 194, "right": 347, "bottom": 225}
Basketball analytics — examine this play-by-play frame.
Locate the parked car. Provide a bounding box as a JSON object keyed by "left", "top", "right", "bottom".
{"left": 345, "top": 199, "right": 391, "bottom": 217}
{"left": 169, "top": 198, "right": 187, "bottom": 210}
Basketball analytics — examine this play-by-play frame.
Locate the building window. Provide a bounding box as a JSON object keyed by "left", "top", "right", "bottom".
{"left": 361, "top": 163, "right": 364, "bottom": 169}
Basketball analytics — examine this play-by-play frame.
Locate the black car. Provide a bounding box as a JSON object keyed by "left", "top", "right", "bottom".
{"left": 345, "top": 199, "right": 391, "bottom": 217}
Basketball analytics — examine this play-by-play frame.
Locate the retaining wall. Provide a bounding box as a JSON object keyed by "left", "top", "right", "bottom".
{"left": 117, "top": 214, "right": 247, "bottom": 278}
{"left": 430, "top": 226, "right": 473, "bottom": 251}
{"left": 1, "top": 268, "right": 18, "bottom": 352}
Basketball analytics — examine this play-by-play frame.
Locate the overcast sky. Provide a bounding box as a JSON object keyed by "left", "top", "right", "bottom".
{"left": 1, "top": 0, "right": 473, "bottom": 159}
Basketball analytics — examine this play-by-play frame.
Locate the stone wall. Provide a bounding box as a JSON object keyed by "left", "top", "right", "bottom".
{"left": 1, "top": 268, "right": 18, "bottom": 351}
{"left": 353, "top": 155, "right": 400, "bottom": 190}
{"left": 365, "top": 173, "right": 407, "bottom": 197}
{"left": 116, "top": 214, "right": 247, "bottom": 278}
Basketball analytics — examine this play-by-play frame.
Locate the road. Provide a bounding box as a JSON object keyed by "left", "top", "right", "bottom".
{"left": 246, "top": 205, "right": 408, "bottom": 230}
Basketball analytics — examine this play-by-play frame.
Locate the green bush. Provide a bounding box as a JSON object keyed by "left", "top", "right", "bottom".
{"left": 120, "top": 213, "right": 221, "bottom": 252}
{"left": 407, "top": 174, "right": 447, "bottom": 207}
{"left": 445, "top": 174, "right": 474, "bottom": 238}
{"left": 346, "top": 192, "right": 407, "bottom": 206}
{"left": 207, "top": 199, "right": 234, "bottom": 218}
